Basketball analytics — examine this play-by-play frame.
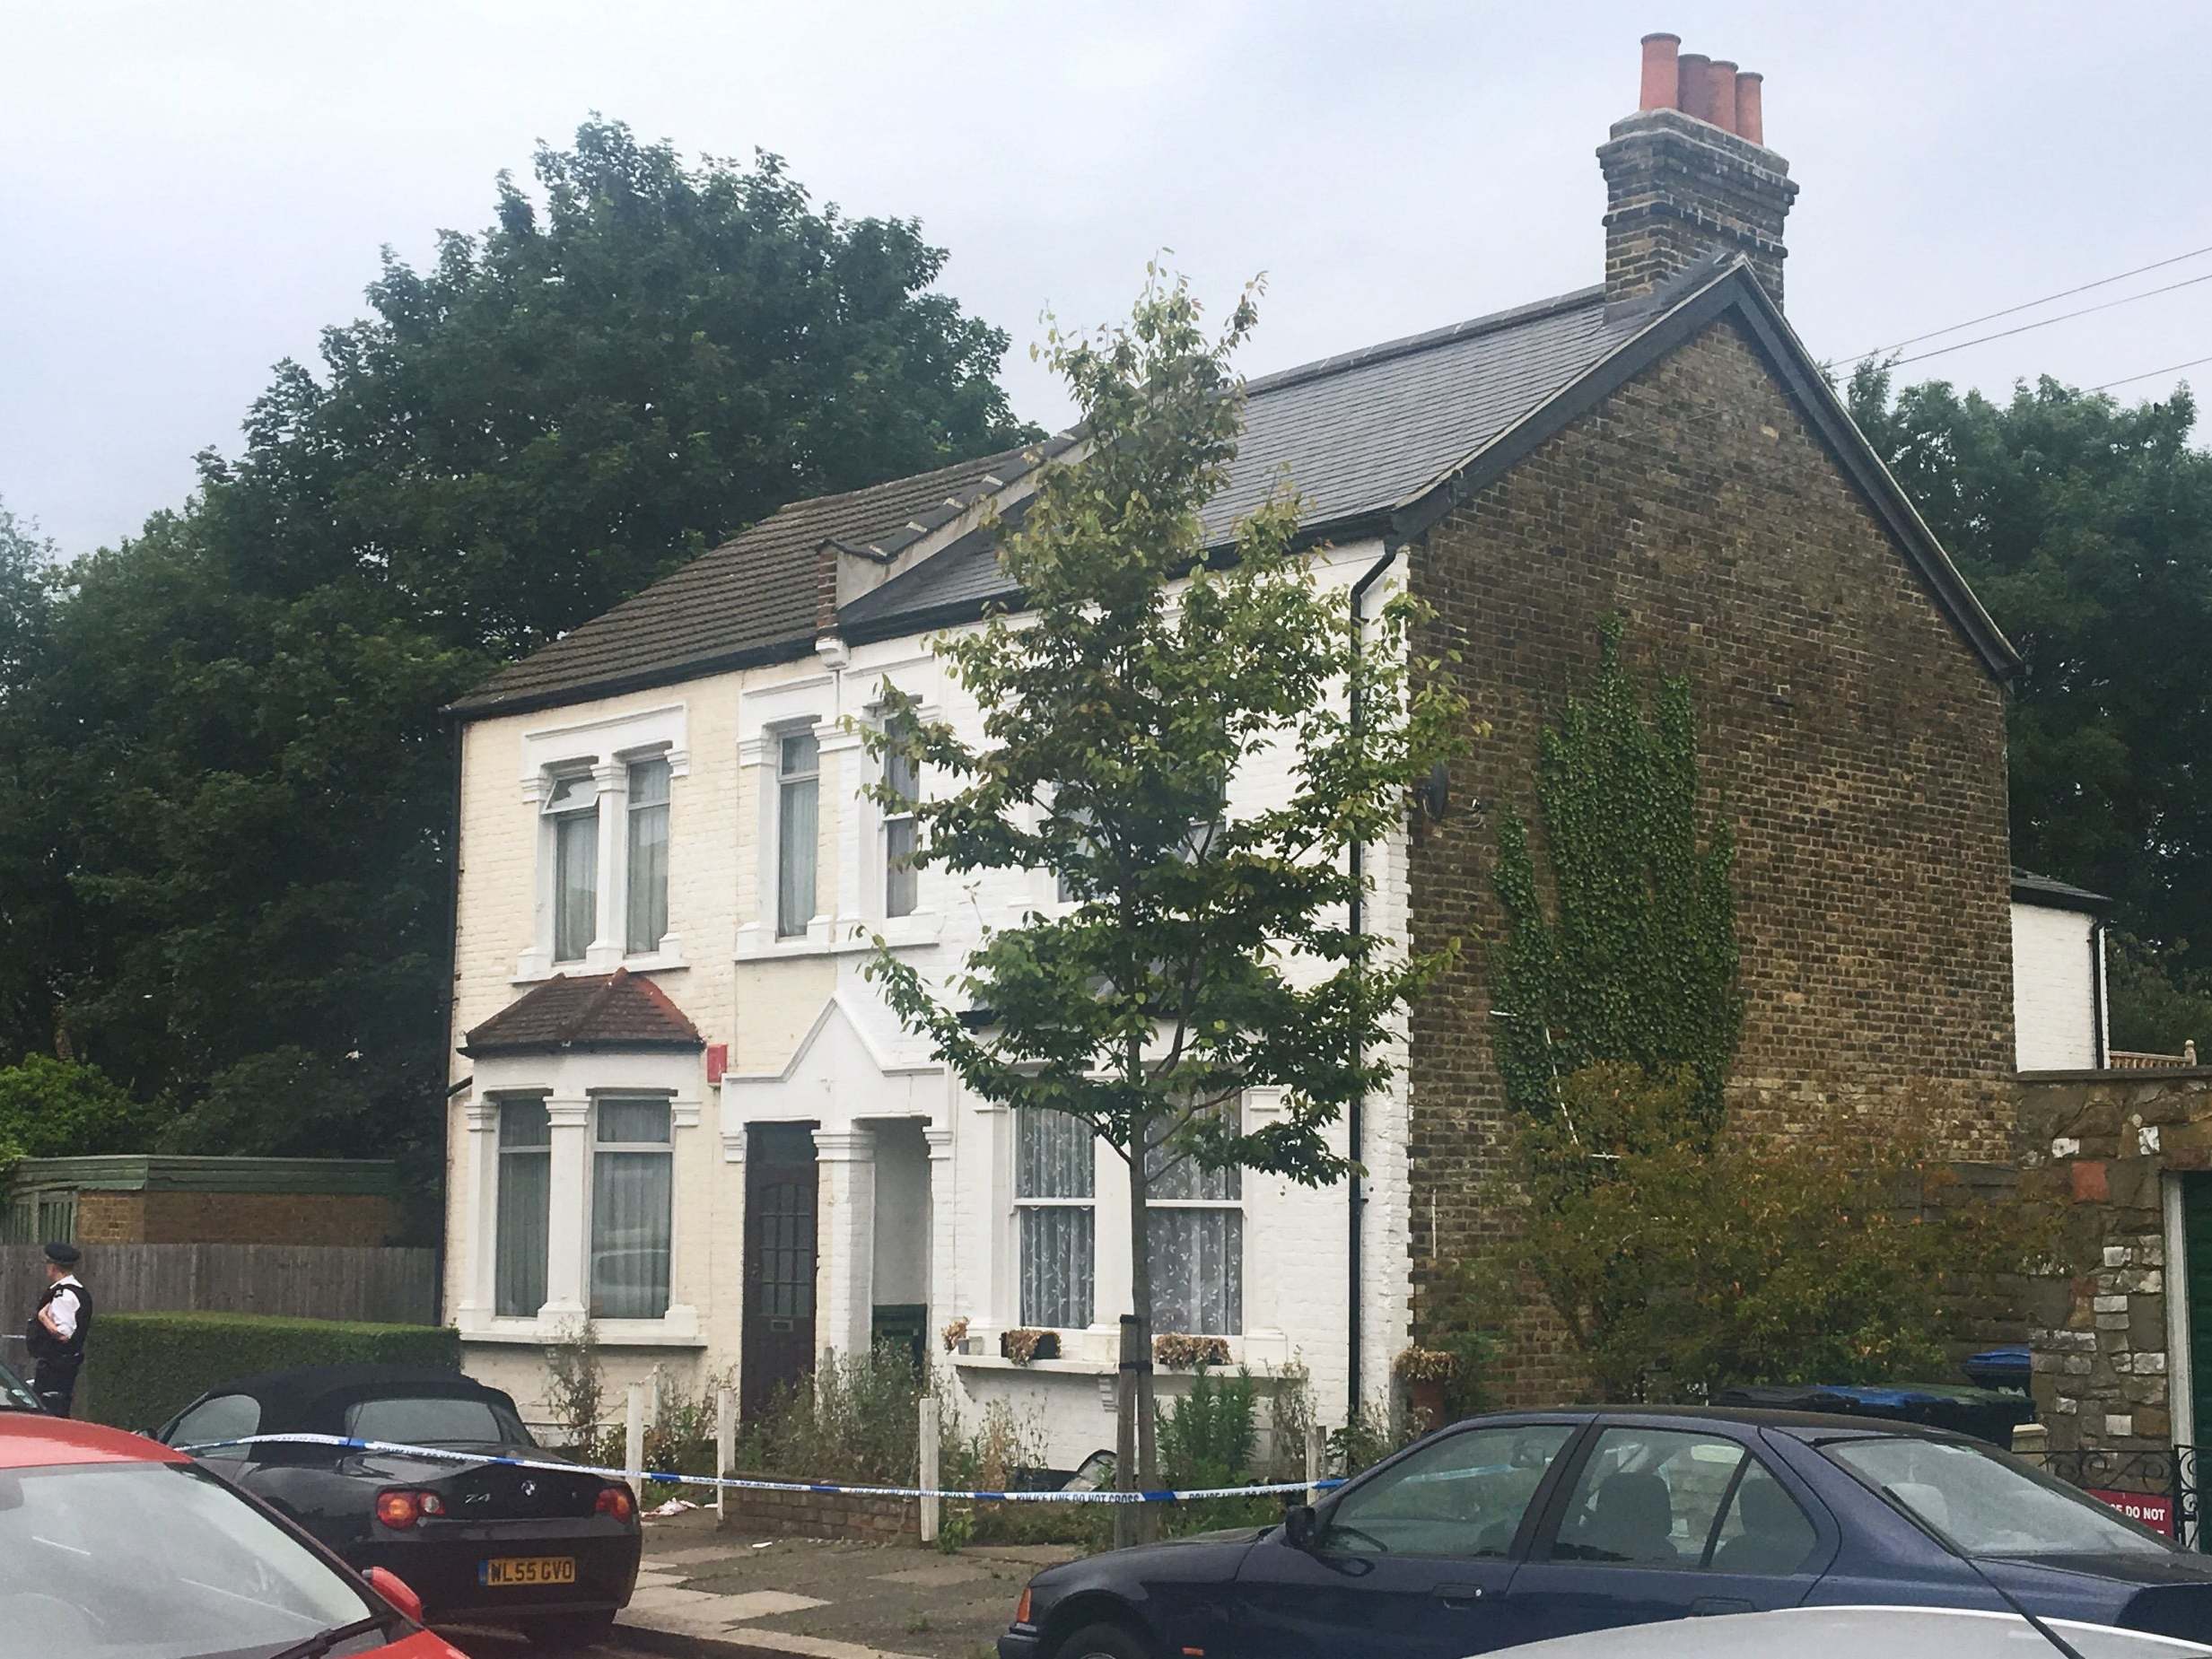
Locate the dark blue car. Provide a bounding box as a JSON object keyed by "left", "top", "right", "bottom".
{"left": 998, "top": 1408, "right": 2212, "bottom": 1659}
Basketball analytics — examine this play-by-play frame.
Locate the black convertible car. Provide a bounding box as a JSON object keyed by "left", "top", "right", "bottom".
{"left": 157, "top": 1362, "right": 640, "bottom": 1648}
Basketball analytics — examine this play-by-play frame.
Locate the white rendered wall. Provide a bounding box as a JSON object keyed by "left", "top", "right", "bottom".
{"left": 2012, "top": 900, "right": 2103, "bottom": 1071}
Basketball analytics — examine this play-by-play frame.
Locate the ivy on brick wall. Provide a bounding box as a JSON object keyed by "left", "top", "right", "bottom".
{"left": 1491, "top": 616, "right": 1742, "bottom": 1130}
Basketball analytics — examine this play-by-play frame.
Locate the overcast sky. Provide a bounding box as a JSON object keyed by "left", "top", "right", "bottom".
{"left": 5, "top": 1, "right": 2208, "bottom": 557}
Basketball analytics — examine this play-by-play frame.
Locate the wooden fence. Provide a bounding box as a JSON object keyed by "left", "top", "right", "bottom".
{"left": 0, "top": 1243, "right": 438, "bottom": 1331}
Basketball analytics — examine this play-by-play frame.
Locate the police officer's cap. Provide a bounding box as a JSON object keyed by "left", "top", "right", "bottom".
{"left": 42, "top": 1243, "right": 79, "bottom": 1267}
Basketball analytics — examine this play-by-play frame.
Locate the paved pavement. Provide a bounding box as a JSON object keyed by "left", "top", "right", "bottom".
{"left": 610, "top": 1506, "right": 1077, "bottom": 1659}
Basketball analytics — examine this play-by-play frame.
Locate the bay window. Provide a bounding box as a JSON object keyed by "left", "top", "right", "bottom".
{"left": 1016, "top": 1106, "right": 1094, "bottom": 1329}
{"left": 777, "top": 730, "right": 820, "bottom": 938}
{"left": 1145, "top": 1100, "right": 1243, "bottom": 1335}
{"left": 625, "top": 757, "right": 670, "bottom": 953}
{"left": 590, "top": 1096, "right": 672, "bottom": 1319}
{"left": 546, "top": 773, "right": 598, "bottom": 963}
{"left": 494, "top": 1099, "right": 551, "bottom": 1317}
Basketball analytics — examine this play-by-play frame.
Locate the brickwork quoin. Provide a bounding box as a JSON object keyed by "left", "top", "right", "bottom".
{"left": 1403, "top": 316, "right": 2015, "bottom": 1405}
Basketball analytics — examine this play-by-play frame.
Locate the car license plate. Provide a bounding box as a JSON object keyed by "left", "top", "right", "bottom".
{"left": 480, "top": 1556, "right": 577, "bottom": 1587}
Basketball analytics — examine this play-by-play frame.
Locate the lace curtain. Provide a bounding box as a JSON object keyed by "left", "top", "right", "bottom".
{"left": 778, "top": 732, "right": 819, "bottom": 937}
{"left": 1145, "top": 1105, "right": 1244, "bottom": 1335}
{"left": 494, "top": 1099, "right": 550, "bottom": 1317}
{"left": 590, "top": 1097, "right": 672, "bottom": 1319}
{"left": 1017, "top": 1107, "right": 1093, "bottom": 1328}
{"left": 625, "top": 758, "right": 669, "bottom": 953}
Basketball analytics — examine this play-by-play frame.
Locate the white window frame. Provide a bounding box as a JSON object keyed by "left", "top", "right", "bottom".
{"left": 624, "top": 755, "right": 672, "bottom": 956}
{"left": 1013, "top": 1105, "right": 1097, "bottom": 1332}
{"left": 492, "top": 1094, "right": 553, "bottom": 1319}
{"left": 545, "top": 772, "right": 599, "bottom": 965}
{"left": 585, "top": 1092, "right": 677, "bottom": 1322}
{"left": 512, "top": 704, "right": 687, "bottom": 982}
{"left": 1144, "top": 1096, "right": 1245, "bottom": 1337}
{"left": 878, "top": 706, "right": 922, "bottom": 921}
{"left": 774, "top": 725, "right": 822, "bottom": 939}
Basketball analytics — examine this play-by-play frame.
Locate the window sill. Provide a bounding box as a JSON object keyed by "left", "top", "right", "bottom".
{"left": 455, "top": 1305, "right": 704, "bottom": 1347}
{"left": 736, "top": 912, "right": 943, "bottom": 961}
{"left": 949, "top": 1328, "right": 1291, "bottom": 1375}
{"left": 512, "top": 947, "right": 687, "bottom": 986}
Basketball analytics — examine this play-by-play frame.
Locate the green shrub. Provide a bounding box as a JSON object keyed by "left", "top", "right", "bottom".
{"left": 732, "top": 1341, "right": 927, "bottom": 1486}
{"left": 86, "top": 1312, "right": 459, "bottom": 1433}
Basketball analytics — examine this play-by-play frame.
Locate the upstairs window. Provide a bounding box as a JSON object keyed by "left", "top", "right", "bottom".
{"left": 625, "top": 757, "right": 670, "bottom": 954}
{"left": 1016, "top": 1107, "right": 1094, "bottom": 1329}
{"left": 544, "top": 773, "right": 598, "bottom": 964}
{"left": 883, "top": 714, "right": 919, "bottom": 919}
{"left": 777, "top": 731, "right": 820, "bottom": 938}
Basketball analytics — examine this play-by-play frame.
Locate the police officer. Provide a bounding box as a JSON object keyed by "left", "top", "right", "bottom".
{"left": 25, "top": 1242, "right": 90, "bottom": 1417}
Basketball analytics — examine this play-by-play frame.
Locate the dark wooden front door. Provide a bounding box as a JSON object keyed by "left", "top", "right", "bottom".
{"left": 743, "top": 1122, "right": 818, "bottom": 1419}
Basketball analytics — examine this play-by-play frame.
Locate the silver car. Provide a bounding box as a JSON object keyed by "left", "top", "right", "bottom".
{"left": 1503, "top": 1604, "right": 2212, "bottom": 1657}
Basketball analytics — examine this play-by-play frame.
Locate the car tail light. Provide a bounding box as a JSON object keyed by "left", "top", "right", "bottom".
{"left": 1015, "top": 1587, "right": 1033, "bottom": 1626}
{"left": 596, "top": 1484, "right": 635, "bottom": 1522}
{"left": 374, "top": 1489, "right": 445, "bottom": 1529}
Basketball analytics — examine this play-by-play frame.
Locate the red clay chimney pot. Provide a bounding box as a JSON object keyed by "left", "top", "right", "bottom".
{"left": 1735, "top": 71, "right": 1765, "bottom": 144}
{"left": 1707, "top": 59, "right": 1739, "bottom": 134}
{"left": 1675, "top": 52, "right": 1712, "bottom": 122}
{"left": 1639, "top": 33, "right": 1682, "bottom": 110}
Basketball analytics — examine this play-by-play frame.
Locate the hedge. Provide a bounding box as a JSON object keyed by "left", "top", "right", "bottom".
{"left": 83, "top": 1312, "right": 460, "bottom": 1433}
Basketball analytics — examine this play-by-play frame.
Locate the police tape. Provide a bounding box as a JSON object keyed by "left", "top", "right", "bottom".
{"left": 173, "top": 1432, "right": 1348, "bottom": 1505}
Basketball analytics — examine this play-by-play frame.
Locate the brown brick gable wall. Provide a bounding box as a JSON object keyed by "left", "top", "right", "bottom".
{"left": 1404, "top": 316, "right": 2015, "bottom": 1403}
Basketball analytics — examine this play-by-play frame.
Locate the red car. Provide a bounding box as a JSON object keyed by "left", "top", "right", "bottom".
{"left": 0, "top": 1410, "right": 465, "bottom": 1658}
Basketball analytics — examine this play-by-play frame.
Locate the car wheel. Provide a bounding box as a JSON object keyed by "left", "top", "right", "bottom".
{"left": 521, "top": 1611, "right": 618, "bottom": 1649}
{"left": 1054, "top": 1620, "right": 1151, "bottom": 1659}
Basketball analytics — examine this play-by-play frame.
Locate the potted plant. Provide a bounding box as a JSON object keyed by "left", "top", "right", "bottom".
{"left": 1153, "top": 1333, "right": 1232, "bottom": 1369}
{"left": 1001, "top": 1328, "right": 1059, "bottom": 1365}
{"left": 1394, "top": 1345, "right": 1456, "bottom": 1428}
{"left": 941, "top": 1316, "right": 969, "bottom": 1354}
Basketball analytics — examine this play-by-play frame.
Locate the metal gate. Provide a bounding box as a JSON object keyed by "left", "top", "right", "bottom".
{"left": 2041, "top": 1445, "right": 2204, "bottom": 1547}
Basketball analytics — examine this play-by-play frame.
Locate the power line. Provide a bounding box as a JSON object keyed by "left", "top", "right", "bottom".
{"left": 2090, "top": 354, "right": 2212, "bottom": 394}
{"left": 1846, "top": 241, "right": 2212, "bottom": 362}
{"left": 1878, "top": 268, "right": 2212, "bottom": 369}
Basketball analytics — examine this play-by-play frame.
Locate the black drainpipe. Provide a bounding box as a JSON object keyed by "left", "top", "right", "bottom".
{"left": 433, "top": 711, "right": 465, "bottom": 1324}
{"left": 2091, "top": 917, "right": 2111, "bottom": 1070}
{"left": 1345, "top": 538, "right": 1403, "bottom": 1413}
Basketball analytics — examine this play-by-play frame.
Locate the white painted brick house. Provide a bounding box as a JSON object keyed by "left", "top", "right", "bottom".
{"left": 2010, "top": 868, "right": 2111, "bottom": 1073}
{"left": 439, "top": 41, "right": 2029, "bottom": 1456}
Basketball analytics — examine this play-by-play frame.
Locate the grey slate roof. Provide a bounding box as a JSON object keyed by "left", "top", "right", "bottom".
{"left": 845, "top": 286, "right": 1646, "bottom": 633}
{"left": 460, "top": 967, "right": 704, "bottom": 1055}
{"left": 2011, "top": 867, "right": 2113, "bottom": 912}
{"left": 455, "top": 255, "right": 2018, "bottom": 716}
{"left": 449, "top": 439, "right": 1074, "bottom": 716}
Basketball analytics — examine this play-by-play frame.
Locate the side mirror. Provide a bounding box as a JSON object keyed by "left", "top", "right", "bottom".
{"left": 1283, "top": 1504, "right": 1318, "bottom": 1551}
{"left": 364, "top": 1567, "right": 425, "bottom": 1626}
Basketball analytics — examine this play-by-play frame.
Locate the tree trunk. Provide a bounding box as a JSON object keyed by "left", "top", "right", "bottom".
{"left": 1128, "top": 1138, "right": 1160, "bottom": 1544}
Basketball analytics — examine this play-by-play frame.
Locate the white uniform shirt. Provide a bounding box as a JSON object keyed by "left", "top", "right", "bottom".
{"left": 45, "top": 1277, "right": 82, "bottom": 1341}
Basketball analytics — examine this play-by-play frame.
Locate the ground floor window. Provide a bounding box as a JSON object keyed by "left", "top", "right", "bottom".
{"left": 1145, "top": 1105, "right": 1243, "bottom": 1335}
{"left": 494, "top": 1099, "right": 551, "bottom": 1317}
{"left": 590, "top": 1096, "right": 673, "bottom": 1318}
{"left": 1016, "top": 1107, "right": 1094, "bottom": 1329}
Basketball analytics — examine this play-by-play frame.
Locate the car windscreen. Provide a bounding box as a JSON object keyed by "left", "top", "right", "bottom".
{"left": 343, "top": 1393, "right": 532, "bottom": 1446}
{"left": 0, "top": 1460, "right": 380, "bottom": 1658}
{"left": 1823, "top": 1436, "right": 2175, "bottom": 1559}
{"left": 0, "top": 1351, "right": 43, "bottom": 1412}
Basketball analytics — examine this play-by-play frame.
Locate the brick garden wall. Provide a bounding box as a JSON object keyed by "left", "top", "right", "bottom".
{"left": 719, "top": 1474, "right": 916, "bottom": 1541}
{"left": 1406, "top": 317, "right": 2016, "bottom": 1404}
{"left": 74, "top": 1191, "right": 394, "bottom": 1246}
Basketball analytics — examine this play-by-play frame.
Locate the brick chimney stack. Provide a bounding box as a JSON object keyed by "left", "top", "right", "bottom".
{"left": 1599, "top": 33, "right": 1799, "bottom": 307}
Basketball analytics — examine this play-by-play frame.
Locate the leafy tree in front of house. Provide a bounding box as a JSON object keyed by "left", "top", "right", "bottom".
{"left": 1491, "top": 616, "right": 1742, "bottom": 1131}
{"left": 1847, "top": 364, "right": 2212, "bottom": 1051}
{"left": 0, "top": 1056, "right": 159, "bottom": 1177}
{"left": 862, "top": 267, "right": 1468, "bottom": 1522}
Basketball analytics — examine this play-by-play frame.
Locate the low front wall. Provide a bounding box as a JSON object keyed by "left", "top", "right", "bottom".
{"left": 718, "top": 1473, "right": 916, "bottom": 1541}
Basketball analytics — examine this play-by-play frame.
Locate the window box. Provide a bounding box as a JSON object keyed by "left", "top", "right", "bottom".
{"left": 1001, "top": 1328, "right": 1061, "bottom": 1365}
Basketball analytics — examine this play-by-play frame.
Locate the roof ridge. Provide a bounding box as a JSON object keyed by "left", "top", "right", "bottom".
{"left": 761, "top": 441, "right": 1045, "bottom": 527}
{"left": 1240, "top": 284, "right": 1609, "bottom": 400}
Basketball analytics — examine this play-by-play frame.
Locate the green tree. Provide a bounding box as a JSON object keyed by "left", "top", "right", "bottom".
{"left": 0, "top": 1057, "right": 159, "bottom": 1174}
{"left": 1, "top": 123, "right": 1031, "bottom": 1172}
{"left": 1846, "top": 365, "right": 2212, "bottom": 1047}
{"left": 861, "top": 268, "right": 1467, "bottom": 1527}
{"left": 1491, "top": 618, "right": 1741, "bottom": 1131}
{"left": 0, "top": 500, "right": 69, "bottom": 1064}
{"left": 1511, "top": 1063, "right": 2062, "bottom": 1398}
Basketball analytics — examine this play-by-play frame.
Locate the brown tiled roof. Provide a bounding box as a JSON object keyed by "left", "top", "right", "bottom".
{"left": 448, "top": 439, "right": 1073, "bottom": 717}
{"left": 460, "top": 968, "right": 704, "bottom": 1056}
